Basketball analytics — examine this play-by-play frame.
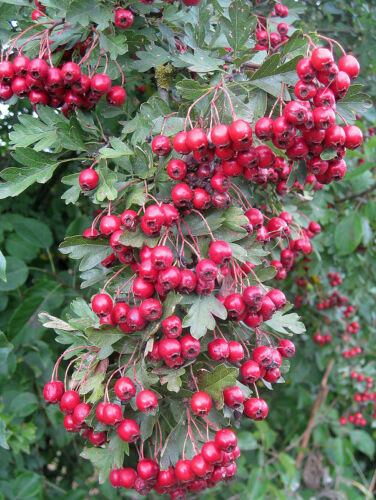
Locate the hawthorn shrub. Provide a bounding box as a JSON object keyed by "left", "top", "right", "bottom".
{"left": 0, "top": 0, "right": 375, "bottom": 499}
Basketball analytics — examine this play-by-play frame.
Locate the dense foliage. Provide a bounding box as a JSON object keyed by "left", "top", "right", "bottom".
{"left": 0, "top": 0, "right": 375, "bottom": 499}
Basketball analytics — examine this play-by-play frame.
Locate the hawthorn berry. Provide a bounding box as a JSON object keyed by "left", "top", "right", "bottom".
{"left": 191, "top": 391, "right": 212, "bottom": 416}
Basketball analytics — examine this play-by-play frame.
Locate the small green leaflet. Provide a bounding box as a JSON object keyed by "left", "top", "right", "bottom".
{"left": 334, "top": 212, "right": 362, "bottom": 256}
{"left": 265, "top": 311, "right": 306, "bottom": 336}
{"left": 198, "top": 364, "right": 239, "bottom": 408}
{"left": 182, "top": 295, "right": 227, "bottom": 339}
{"left": 59, "top": 236, "right": 113, "bottom": 272}
{"left": 0, "top": 251, "right": 6, "bottom": 282}
{"left": 98, "top": 137, "right": 133, "bottom": 159}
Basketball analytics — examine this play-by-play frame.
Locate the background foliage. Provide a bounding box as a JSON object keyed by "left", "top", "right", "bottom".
{"left": 0, "top": 0, "right": 375, "bottom": 499}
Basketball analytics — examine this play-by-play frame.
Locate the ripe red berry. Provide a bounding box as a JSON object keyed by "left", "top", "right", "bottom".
{"left": 106, "top": 86, "right": 126, "bottom": 106}
{"left": 136, "top": 390, "right": 158, "bottom": 412}
{"left": 243, "top": 286, "right": 263, "bottom": 312}
{"left": 209, "top": 240, "right": 232, "bottom": 266}
{"left": 151, "top": 245, "right": 174, "bottom": 270}
{"left": 173, "top": 131, "right": 191, "bottom": 154}
{"left": 100, "top": 215, "right": 121, "bottom": 235}
{"left": 126, "top": 306, "right": 147, "bottom": 331}
{"left": 191, "top": 391, "right": 212, "bottom": 416}
{"left": 223, "top": 386, "right": 244, "bottom": 409}
{"left": 210, "top": 173, "right": 230, "bottom": 193}
{"left": 64, "top": 414, "right": 78, "bottom": 432}
{"left": 102, "top": 403, "right": 123, "bottom": 425}
{"left": 72, "top": 402, "right": 91, "bottom": 426}
{"left": 13, "top": 55, "right": 30, "bottom": 78}
{"left": 196, "top": 259, "right": 218, "bottom": 282}
{"left": 186, "top": 128, "right": 208, "bottom": 151}
{"left": 240, "top": 360, "right": 261, "bottom": 384}
{"left": 215, "top": 429, "right": 237, "bottom": 452}
{"left": 92, "top": 293, "right": 113, "bottom": 317}
{"left": 338, "top": 54, "right": 360, "bottom": 79}
{"left": 311, "top": 47, "right": 334, "bottom": 71}
{"left": 255, "top": 117, "right": 274, "bottom": 141}
{"left": 175, "top": 460, "right": 195, "bottom": 483}
{"left": 61, "top": 62, "right": 81, "bottom": 83}
{"left": 243, "top": 398, "right": 269, "bottom": 420}
{"left": 228, "top": 340, "right": 245, "bottom": 363}
{"left": 167, "top": 159, "right": 187, "bottom": 180}
{"left": 344, "top": 125, "right": 363, "bottom": 149}
{"left": 161, "top": 315, "right": 182, "bottom": 338}
{"left": 59, "top": 390, "right": 80, "bottom": 414}
{"left": 139, "top": 298, "right": 163, "bottom": 321}
{"left": 191, "top": 453, "right": 213, "bottom": 477}
{"left": 114, "top": 9, "right": 134, "bottom": 28}
{"left": 114, "top": 377, "right": 136, "bottom": 401}
{"left": 208, "top": 338, "right": 229, "bottom": 361}
{"left": 266, "top": 289, "right": 286, "bottom": 310}
{"left": 210, "top": 123, "right": 230, "bottom": 147}
{"left": 180, "top": 334, "right": 201, "bottom": 359}
{"left": 91, "top": 73, "right": 112, "bottom": 95}
{"left": 224, "top": 293, "right": 246, "bottom": 321}
{"left": 152, "top": 135, "right": 171, "bottom": 156}
{"left": 117, "top": 419, "right": 140, "bottom": 442}
{"left": 79, "top": 169, "right": 99, "bottom": 191}
{"left": 229, "top": 119, "right": 252, "bottom": 144}
{"left": 171, "top": 182, "right": 193, "bottom": 207}
{"left": 43, "top": 381, "right": 64, "bottom": 404}
{"left": 253, "top": 345, "right": 272, "bottom": 367}
{"left": 88, "top": 430, "right": 107, "bottom": 446}
{"left": 28, "top": 58, "right": 48, "bottom": 81}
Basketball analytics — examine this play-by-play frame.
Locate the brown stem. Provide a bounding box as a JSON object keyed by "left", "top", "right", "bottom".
{"left": 296, "top": 358, "right": 335, "bottom": 469}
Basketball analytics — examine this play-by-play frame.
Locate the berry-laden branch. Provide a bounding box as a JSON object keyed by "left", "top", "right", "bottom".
{"left": 1, "top": 0, "right": 368, "bottom": 497}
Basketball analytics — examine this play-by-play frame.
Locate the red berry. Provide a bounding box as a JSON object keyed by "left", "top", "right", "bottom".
{"left": 229, "top": 120, "right": 252, "bottom": 144}
{"left": 344, "top": 125, "right": 363, "bottom": 149}
{"left": 136, "top": 390, "right": 158, "bottom": 412}
{"left": 338, "top": 54, "right": 360, "bottom": 79}
{"left": 137, "top": 458, "right": 160, "bottom": 481}
{"left": 100, "top": 215, "right": 121, "bottom": 235}
{"left": 186, "top": 128, "right": 208, "bottom": 151}
{"left": 240, "top": 360, "right": 261, "bottom": 384}
{"left": 180, "top": 334, "right": 201, "bottom": 359}
{"left": 191, "top": 391, "right": 212, "bottom": 416}
{"left": 139, "top": 298, "right": 163, "bottom": 321}
{"left": 92, "top": 293, "right": 113, "bottom": 317}
{"left": 196, "top": 259, "right": 218, "bottom": 282}
{"left": 278, "top": 338, "right": 295, "bottom": 358}
{"left": 223, "top": 386, "right": 244, "bottom": 409}
{"left": 167, "top": 159, "right": 187, "bottom": 180}
{"left": 114, "top": 377, "right": 136, "bottom": 401}
{"left": 209, "top": 240, "right": 232, "bottom": 266}
{"left": 152, "top": 135, "right": 171, "bottom": 156}
{"left": 210, "top": 123, "right": 230, "bottom": 147}
{"left": 61, "top": 62, "right": 81, "bottom": 83}
{"left": 59, "top": 390, "right": 80, "bottom": 414}
{"left": 13, "top": 55, "right": 30, "bottom": 78}
{"left": 106, "top": 86, "right": 126, "bottom": 106}
{"left": 255, "top": 117, "right": 274, "bottom": 141}
{"left": 311, "top": 47, "right": 334, "bottom": 71}
{"left": 224, "top": 293, "right": 246, "bottom": 321}
{"left": 162, "top": 315, "right": 182, "bottom": 338}
{"left": 228, "top": 341, "right": 245, "bottom": 363}
{"left": 114, "top": 9, "right": 134, "bottom": 29}
{"left": 202, "top": 441, "right": 222, "bottom": 465}
{"left": 28, "top": 58, "right": 48, "bottom": 81}
{"left": 43, "top": 381, "right": 64, "bottom": 404}
{"left": 175, "top": 460, "right": 195, "bottom": 483}
{"left": 91, "top": 73, "right": 112, "bottom": 94}
{"left": 243, "top": 286, "right": 263, "bottom": 312}
{"left": 171, "top": 182, "right": 193, "bottom": 207}
{"left": 117, "top": 419, "right": 140, "bottom": 442}
{"left": 72, "top": 402, "right": 91, "bottom": 426}
{"left": 173, "top": 131, "right": 191, "bottom": 154}
{"left": 215, "top": 429, "right": 237, "bottom": 452}
{"left": 151, "top": 245, "right": 174, "bottom": 270}
{"left": 102, "top": 403, "right": 123, "bottom": 425}
{"left": 243, "top": 398, "right": 269, "bottom": 420}
{"left": 79, "top": 169, "right": 99, "bottom": 191}
{"left": 208, "top": 338, "right": 229, "bottom": 361}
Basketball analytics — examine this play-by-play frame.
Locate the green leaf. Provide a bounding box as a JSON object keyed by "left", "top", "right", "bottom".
{"left": 12, "top": 472, "right": 43, "bottom": 500}
{"left": 59, "top": 236, "right": 112, "bottom": 272}
{"left": 86, "top": 327, "right": 124, "bottom": 349}
{"left": 320, "top": 149, "right": 338, "bottom": 161}
{"left": 133, "top": 45, "right": 171, "bottom": 72}
{"left": 10, "top": 392, "right": 38, "bottom": 417}
{"left": 81, "top": 433, "right": 129, "bottom": 484}
{"left": 0, "top": 419, "right": 9, "bottom": 450}
{"left": 334, "top": 212, "right": 362, "bottom": 255}
{"left": 10, "top": 215, "right": 53, "bottom": 248}
{"left": 265, "top": 311, "right": 306, "bottom": 335}
{"left": 0, "top": 257, "right": 28, "bottom": 292}
{"left": 100, "top": 33, "right": 128, "bottom": 60}
{"left": 0, "top": 251, "right": 6, "bottom": 282}
{"left": 336, "top": 85, "right": 372, "bottom": 124}
{"left": 96, "top": 165, "right": 118, "bottom": 202}
{"left": 198, "top": 364, "right": 239, "bottom": 408}
{"left": 175, "top": 79, "right": 212, "bottom": 100}
{"left": 9, "top": 115, "right": 57, "bottom": 150}
{"left": 223, "top": 0, "right": 251, "bottom": 59}
{"left": 177, "top": 48, "right": 223, "bottom": 73}
{"left": 350, "top": 429, "right": 375, "bottom": 458}
{"left": 182, "top": 295, "right": 227, "bottom": 339}
{"left": 119, "top": 227, "right": 159, "bottom": 249}
{"left": 0, "top": 161, "right": 59, "bottom": 199}
{"left": 99, "top": 137, "right": 133, "bottom": 159}
{"left": 0, "top": 331, "right": 14, "bottom": 378}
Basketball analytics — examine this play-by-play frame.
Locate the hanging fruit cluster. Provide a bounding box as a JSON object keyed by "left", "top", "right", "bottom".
{"left": 0, "top": 0, "right": 363, "bottom": 497}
